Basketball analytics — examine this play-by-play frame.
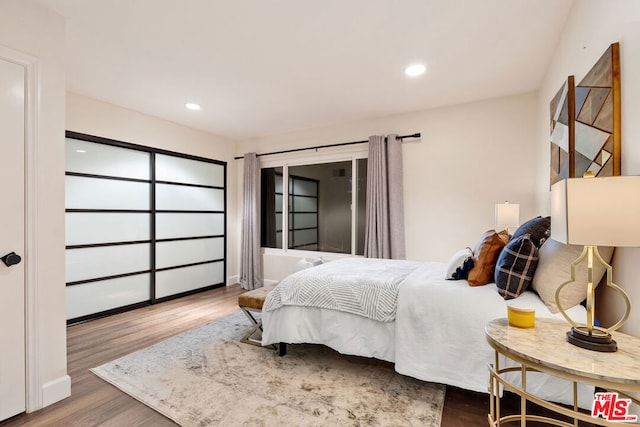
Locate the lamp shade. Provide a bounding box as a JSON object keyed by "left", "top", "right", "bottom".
{"left": 495, "top": 202, "right": 520, "bottom": 229}
{"left": 551, "top": 176, "right": 640, "bottom": 247}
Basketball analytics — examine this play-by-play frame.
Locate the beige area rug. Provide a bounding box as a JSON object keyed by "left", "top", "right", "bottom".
{"left": 91, "top": 310, "right": 445, "bottom": 426}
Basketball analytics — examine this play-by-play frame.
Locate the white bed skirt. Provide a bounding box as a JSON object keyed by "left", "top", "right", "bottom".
{"left": 262, "top": 305, "right": 396, "bottom": 363}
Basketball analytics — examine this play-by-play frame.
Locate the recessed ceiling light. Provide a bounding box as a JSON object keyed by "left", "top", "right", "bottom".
{"left": 185, "top": 103, "right": 201, "bottom": 111}
{"left": 405, "top": 63, "right": 426, "bottom": 77}
{"left": 76, "top": 149, "right": 87, "bottom": 153}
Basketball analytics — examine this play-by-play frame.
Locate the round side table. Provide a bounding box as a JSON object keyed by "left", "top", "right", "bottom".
{"left": 485, "top": 317, "right": 640, "bottom": 426}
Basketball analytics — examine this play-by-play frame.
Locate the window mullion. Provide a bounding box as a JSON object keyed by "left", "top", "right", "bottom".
{"left": 282, "top": 164, "right": 289, "bottom": 251}
{"left": 351, "top": 157, "right": 357, "bottom": 255}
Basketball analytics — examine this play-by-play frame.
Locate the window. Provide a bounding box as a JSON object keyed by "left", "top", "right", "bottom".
{"left": 261, "top": 158, "right": 367, "bottom": 255}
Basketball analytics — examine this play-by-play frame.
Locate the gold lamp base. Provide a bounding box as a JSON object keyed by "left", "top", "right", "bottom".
{"left": 566, "top": 326, "right": 617, "bottom": 352}
{"left": 555, "top": 245, "right": 631, "bottom": 353}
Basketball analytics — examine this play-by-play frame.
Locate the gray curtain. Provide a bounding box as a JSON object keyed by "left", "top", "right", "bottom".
{"left": 364, "top": 134, "right": 406, "bottom": 259}
{"left": 240, "top": 153, "right": 263, "bottom": 290}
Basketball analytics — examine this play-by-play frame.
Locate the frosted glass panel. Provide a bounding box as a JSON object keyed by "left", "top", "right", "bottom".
{"left": 156, "top": 213, "right": 224, "bottom": 239}
{"left": 66, "top": 138, "right": 150, "bottom": 179}
{"left": 66, "top": 243, "right": 150, "bottom": 282}
{"left": 291, "top": 213, "right": 317, "bottom": 229}
{"left": 291, "top": 196, "right": 317, "bottom": 212}
{"left": 64, "top": 137, "right": 226, "bottom": 321}
{"left": 156, "top": 261, "right": 224, "bottom": 298}
{"left": 275, "top": 175, "right": 283, "bottom": 192}
{"left": 292, "top": 229, "right": 317, "bottom": 246}
{"left": 66, "top": 212, "right": 150, "bottom": 245}
{"left": 66, "top": 274, "right": 150, "bottom": 319}
{"left": 156, "top": 154, "right": 224, "bottom": 187}
{"left": 156, "top": 184, "right": 224, "bottom": 211}
{"left": 66, "top": 176, "right": 150, "bottom": 210}
{"left": 156, "top": 238, "right": 224, "bottom": 269}
{"left": 292, "top": 179, "right": 317, "bottom": 196}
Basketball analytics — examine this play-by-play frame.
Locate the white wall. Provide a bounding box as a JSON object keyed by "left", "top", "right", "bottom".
{"left": 66, "top": 93, "right": 240, "bottom": 284}
{"left": 536, "top": 0, "right": 640, "bottom": 336}
{"left": 238, "top": 91, "right": 540, "bottom": 281}
{"left": 0, "top": 0, "right": 68, "bottom": 410}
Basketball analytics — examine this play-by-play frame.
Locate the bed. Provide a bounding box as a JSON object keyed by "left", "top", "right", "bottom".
{"left": 262, "top": 257, "right": 420, "bottom": 363}
{"left": 262, "top": 230, "right": 600, "bottom": 409}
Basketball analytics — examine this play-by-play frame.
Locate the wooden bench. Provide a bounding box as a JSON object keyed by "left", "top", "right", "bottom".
{"left": 237, "top": 285, "right": 285, "bottom": 354}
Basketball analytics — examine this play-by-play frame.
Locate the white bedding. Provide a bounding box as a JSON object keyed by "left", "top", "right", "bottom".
{"left": 394, "top": 262, "right": 593, "bottom": 409}
{"left": 262, "top": 259, "right": 594, "bottom": 409}
{"left": 262, "top": 305, "right": 396, "bottom": 362}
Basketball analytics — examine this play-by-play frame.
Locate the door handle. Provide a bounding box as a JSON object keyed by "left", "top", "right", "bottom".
{"left": 1, "top": 252, "right": 22, "bottom": 267}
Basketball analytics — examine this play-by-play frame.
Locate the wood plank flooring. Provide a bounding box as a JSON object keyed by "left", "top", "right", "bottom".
{"left": 1, "top": 284, "right": 594, "bottom": 426}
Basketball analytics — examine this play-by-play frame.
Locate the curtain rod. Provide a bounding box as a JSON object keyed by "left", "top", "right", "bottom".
{"left": 233, "top": 132, "right": 420, "bottom": 160}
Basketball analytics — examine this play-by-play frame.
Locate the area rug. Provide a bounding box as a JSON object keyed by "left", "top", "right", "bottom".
{"left": 91, "top": 310, "right": 445, "bottom": 426}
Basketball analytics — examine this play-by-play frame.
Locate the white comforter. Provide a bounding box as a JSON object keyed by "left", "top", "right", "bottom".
{"left": 394, "top": 262, "right": 593, "bottom": 409}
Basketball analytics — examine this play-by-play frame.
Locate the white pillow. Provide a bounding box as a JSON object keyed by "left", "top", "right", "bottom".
{"left": 531, "top": 238, "right": 614, "bottom": 313}
{"left": 293, "top": 258, "right": 313, "bottom": 272}
{"left": 445, "top": 247, "right": 474, "bottom": 280}
{"left": 308, "top": 257, "right": 324, "bottom": 266}
{"left": 293, "top": 257, "right": 324, "bottom": 273}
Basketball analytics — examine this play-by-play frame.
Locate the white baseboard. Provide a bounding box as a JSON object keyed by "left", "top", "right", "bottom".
{"left": 263, "top": 279, "right": 279, "bottom": 286}
{"left": 41, "top": 374, "right": 71, "bottom": 408}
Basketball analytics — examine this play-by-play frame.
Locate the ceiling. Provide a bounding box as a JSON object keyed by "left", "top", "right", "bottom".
{"left": 36, "top": 0, "right": 574, "bottom": 141}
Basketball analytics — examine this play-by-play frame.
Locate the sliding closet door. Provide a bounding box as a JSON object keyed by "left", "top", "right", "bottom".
{"left": 155, "top": 154, "right": 226, "bottom": 299}
{"left": 65, "top": 138, "right": 152, "bottom": 321}
{"left": 65, "top": 133, "right": 227, "bottom": 324}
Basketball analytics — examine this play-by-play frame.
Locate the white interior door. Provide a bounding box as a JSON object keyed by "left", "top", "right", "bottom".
{"left": 0, "top": 57, "right": 26, "bottom": 420}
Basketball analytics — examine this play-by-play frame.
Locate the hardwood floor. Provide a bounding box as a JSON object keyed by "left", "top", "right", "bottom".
{"left": 1, "top": 284, "right": 594, "bottom": 426}
{"left": 1, "top": 285, "right": 245, "bottom": 427}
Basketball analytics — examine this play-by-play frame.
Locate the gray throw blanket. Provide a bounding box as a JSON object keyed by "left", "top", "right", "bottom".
{"left": 263, "top": 258, "right": 422, "bottom": 322}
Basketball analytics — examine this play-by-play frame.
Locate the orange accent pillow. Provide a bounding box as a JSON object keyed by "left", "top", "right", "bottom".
{"left": 468, "top": 230, "right": 510, "bottom": 286}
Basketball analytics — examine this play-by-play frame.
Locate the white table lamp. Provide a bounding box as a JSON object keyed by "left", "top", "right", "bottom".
{"left": 495, "top": 201, "right": 520, "bottom": 234}
{"left": 551, "top": 175, "right": 640, "bottom": 351}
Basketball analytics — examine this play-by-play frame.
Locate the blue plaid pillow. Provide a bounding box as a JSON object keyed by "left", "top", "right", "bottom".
{"left": 512, "top": 216, "right": 550, "bottom": 248}
{"left": 495, "top": 234, "right": 539, "bottom": 299}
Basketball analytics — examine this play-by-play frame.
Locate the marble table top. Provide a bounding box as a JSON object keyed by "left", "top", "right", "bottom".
{"left": 485, "top": 318, "right": 640, "bottom": 388}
